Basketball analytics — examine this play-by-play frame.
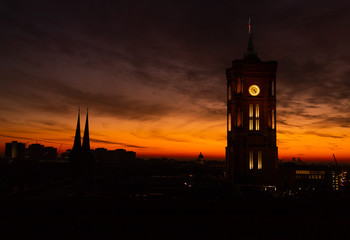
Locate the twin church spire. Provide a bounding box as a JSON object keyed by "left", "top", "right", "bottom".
{"left": 73, "top": 108, "right": 90, "bottom": 152}
{"left": 71, "top": 108, "right": 94, "bottom": 180}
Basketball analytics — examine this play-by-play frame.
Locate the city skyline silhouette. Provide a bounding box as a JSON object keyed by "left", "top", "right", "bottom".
{"left": 0, "top": 1, "right": 349, "bottom": 163}
{"left": 0, "top": 2, "right": 350, "bottom": 239}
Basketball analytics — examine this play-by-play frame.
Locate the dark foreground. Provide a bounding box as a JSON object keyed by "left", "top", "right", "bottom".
{"left": 1, "top": 160, "right": 349, "bottom": 239}
{"left": 1, "top": 196, "right": 350, "bottom": 240}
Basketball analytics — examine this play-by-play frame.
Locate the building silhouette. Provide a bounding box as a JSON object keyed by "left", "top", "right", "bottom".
{"left": 226, "top": 17, "right": 278, "bottom": 184}
{"left": 69, "top": 109, "right": 94, "bottom": 180}
{"left": 27, "top": 143, "right": 45, "bottom": 161}
{"left": 5, "top": 141, "right": 25, "bottom": 159}
{"left": 196, "top": 152, "right": 204, "bottom": 164}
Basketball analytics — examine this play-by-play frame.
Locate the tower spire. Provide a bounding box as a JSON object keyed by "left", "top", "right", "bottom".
{"left": 72, "top": 108, "right": 81, "bottom": 151}
{"left": 244, "top": 15, "right": 260, "bottom": 61}
{"left": 82, "top": 108, "right": 90, "bottom": 151}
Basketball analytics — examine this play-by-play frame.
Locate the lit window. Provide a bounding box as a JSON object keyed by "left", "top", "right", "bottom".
{"left": 228, "top": 114, "right": 231, "bottom": 131}
{"left": 249, "top": 104, "right": 253, "bottom": 131}
{"left": 249, "top": 119, "right": 253, "bottom": 130}
{"left": 249, "top": 104, "right": 253, "bottom": 117}
{"left": 249, "top": 151, "right": 253, "bottom": 170}
{"left": 258, "top": 151, "right": 262, "bottom": 169}
{"left": 255, "top": 104, "right": 259, "bottom": 131}
{"left": 272, "top": 109, "right": 275, "bottom": 129}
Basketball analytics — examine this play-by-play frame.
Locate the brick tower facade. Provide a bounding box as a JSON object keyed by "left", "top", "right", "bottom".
{"left": 226, "top": 18, "right": 278, "bottom": 184}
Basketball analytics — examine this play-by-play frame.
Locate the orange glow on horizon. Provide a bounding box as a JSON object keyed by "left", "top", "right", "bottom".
{"left": 0, "top": 108, "right": 349, "bottom": 163}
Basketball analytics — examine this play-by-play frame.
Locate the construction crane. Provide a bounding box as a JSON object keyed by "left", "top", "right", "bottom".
{"left": 58, "top": 143, "right": 63, "bottom": 153}
{"left": 333, "top": 154, "right": 338, "bottom": 166}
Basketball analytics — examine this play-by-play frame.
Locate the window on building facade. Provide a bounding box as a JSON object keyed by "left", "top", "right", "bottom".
{"left": 228, "top": 114, "right": 231, "bottom": 131}
{"left": 249, "top": 104, "right": 253, "bottom": 130}
{"left": 249, "top": 151, "right": 254, "bottom": 170}
{"left": 255, "top": 104, "right": 259, "bottom": 130}
{"left": 258, "top": 151, "right": 262, "bottom": 169}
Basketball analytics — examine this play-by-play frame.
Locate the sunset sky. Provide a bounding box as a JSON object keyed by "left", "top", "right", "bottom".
{"left": 1, "top": 0, "right": 350, "bottom": 162}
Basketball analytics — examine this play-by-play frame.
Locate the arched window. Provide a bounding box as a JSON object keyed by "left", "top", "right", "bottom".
{"left": 255, "top": 104, "right": 259, "bottom": 131}
{"left": 271, "top": 81, "right": 275, "bottom": 96}
{"left": 249, "top": 151, "right": 254, "bottom": 170}
{"left": 228, "top": 114, "right": 231, "bottom": 131}
{"left": 249, "top": 104, "right": 253, "bottom": 130}
{"left": 258, "top": 151, "right": 262, "bottom": 169}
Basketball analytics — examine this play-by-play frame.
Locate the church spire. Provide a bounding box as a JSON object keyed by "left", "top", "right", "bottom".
{"left": 82, "top": 108, "right": 90, "bottom": 151}
{"left": 72, "top": 108, "right": 81, "bottom": 151}
{"left": 244, "top": 15, "right": 260, "bottom": 61}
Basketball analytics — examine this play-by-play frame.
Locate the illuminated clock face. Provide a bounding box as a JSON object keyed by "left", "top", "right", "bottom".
{"left": 249, "top": 85, "right": 260, "bottom": 96}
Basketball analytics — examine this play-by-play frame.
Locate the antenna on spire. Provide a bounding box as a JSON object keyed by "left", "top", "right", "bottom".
{"left": 244, "top": 14, "right": 260, "bottom": 61}
{"left": 248, "top": 14, "right": 252, "bottom": 35}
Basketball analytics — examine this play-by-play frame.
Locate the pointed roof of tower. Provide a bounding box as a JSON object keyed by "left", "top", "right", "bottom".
{"left": 244, "top": 16, "right": 260, "bottom": 61}
{"left": 82, "top": 108, "right": 90, "bottom": 151}
{"left": 72, "top": 108, "right": 81, "bottom": 151}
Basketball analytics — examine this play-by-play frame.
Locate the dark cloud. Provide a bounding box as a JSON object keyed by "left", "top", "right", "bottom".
{"left": 130, "top": 131, "right": 190, "bottom": 143}
{"left": 90, "top": 138, "right": 146, "bottom": 149}
{"left": 304, "top": 131, "right": 345, "bottom": 139}
{"left": 0, "top": 134, "right": 71, "bottom": 146}
{"left": 0, "top": 0, "right": 350, "bottom": 158}
{"left": 0, "top": 70, "right": 176, "bottom": 121}
{"left": 315, "top": 116, "right": 350, "bottom": 129}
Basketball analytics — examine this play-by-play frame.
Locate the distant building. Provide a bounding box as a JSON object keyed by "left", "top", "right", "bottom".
{"left": 93, "top": 148, "right": 108, "bottom": 163}
{"left": 5, "top": 141, "right": 25, "bottom": 159}
{"left": 196, "top": 152, "right": 204, "bottom": 164}
{"left": 28, "top": 143, "right": 45, "bottom": 160}
{"left": 61, "top": 149, "right": 71, "bottom": 161}
{"left": 5, "top": 143, "right": 12, "bottom": 158}
{"left": 44, "top": 147, "right": 57, "bottom": 160}
{"left": 279, "top": 162, "right": 346, "bottom": 194}
{"left": 94, "top": 148, "right": 136, "bottom": 164}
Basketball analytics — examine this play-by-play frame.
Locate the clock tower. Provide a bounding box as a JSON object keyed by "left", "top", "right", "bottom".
{"left": 226, "top": 18, "right": 278, "bottom": 184}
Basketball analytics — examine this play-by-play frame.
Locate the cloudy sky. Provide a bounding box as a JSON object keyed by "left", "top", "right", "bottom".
{"left": 1, "top": 0, "right": 349, "bottom": 162}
